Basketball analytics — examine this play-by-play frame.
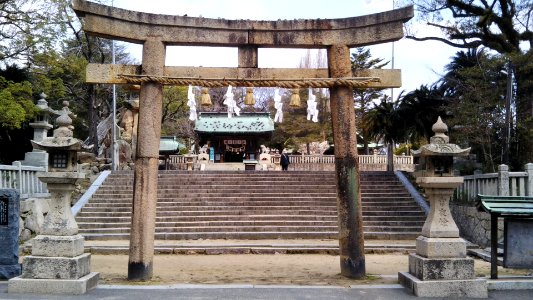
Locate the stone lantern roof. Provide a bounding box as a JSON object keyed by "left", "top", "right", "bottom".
{"left": 31, "top": 101, "right": 83, "bottom": 152}
{"left": 411, "top": 117, "right": 470, "bottom": 158}
{"left": 35, "top": 93, "right": 59, "bottom": 116}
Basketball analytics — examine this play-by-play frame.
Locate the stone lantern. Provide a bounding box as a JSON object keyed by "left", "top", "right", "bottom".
{"left": 32, "top": 93, "right": 57, "bottom": 143}
{"left": 20, "top": 93, "right": 59, "bottom": 168}
{"left": 399, "top": 117, "right": 487, "bottom": 298}
{"left": 8, "top": 101, "right": 99, "bottom": 295}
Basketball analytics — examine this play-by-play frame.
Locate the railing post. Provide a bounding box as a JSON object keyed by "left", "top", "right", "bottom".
{"left": 526, "top": 163, "right": 533, "bottom": 196}
{"left": 473, "top": 170, "right": 482, "bottom": 199}
{"left": 498, "top": 164, "right": 510, "bottom": 196}
{"left": 13, "top": 161, "right": 23, "bottom": 195}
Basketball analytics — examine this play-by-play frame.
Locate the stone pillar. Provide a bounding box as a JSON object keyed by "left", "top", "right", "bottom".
{"left": 131, "top": 102, "right": 139, "bottom": 161}
{"left": 128, "top": 38, "right": 165, "bottom": 281}
{"left": 8, "top": 173, "right": 98, "bottom": 295}
{"left": 328, "top": 44, "right": 365, "bottom": 279}
{"left": 525, "top": 163, "right": 533, "bottom": 196}
{"left": 497, "top": 164, "right": 509, "bottom": 196}
{"left": 238, "top": 46, "right": 258, "bottom": 68}
{"left": 0, "top": 189, "right": 21, "bottom": 279}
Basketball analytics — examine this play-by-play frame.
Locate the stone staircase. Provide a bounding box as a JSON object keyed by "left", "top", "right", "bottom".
{"left": 75, "top": 170, "right": 426, "bottom": 243}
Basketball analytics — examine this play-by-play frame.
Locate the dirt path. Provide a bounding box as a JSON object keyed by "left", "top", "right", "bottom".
{"left": 91, "top": 254, "right": 531, "bottom": 286}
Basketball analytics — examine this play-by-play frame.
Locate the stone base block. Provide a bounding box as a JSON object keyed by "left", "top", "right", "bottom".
{"left": 416, "top": 236, "right": 466, "bottom": 258}
{"left": 0, "top": 264, "right": 21, "bottom": 279}
{"left": 22, "top": 253, "right": 91, "bottom": 279}
{"left": 399, "top": 271, "right": 487, "bottom": 298}
{"left": 409, "top": 253, "right": 474, "bottom": 281}
{"left": 8, "top": 272, "right": 99, "bottom": 295}
{"left": 32, "top": 234, "right": 85, "bottom": 257}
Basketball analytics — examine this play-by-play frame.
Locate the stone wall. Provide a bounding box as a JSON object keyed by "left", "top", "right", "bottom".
{"left": 19, "top": 198, "right": 50, "bottom": 242}
{"left": 450, "top": 203, "right": 503, "bottom": 248}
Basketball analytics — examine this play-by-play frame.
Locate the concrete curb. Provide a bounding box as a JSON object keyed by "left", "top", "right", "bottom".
{"left": 4, "top": 278, "right": 533, "bottom": 291}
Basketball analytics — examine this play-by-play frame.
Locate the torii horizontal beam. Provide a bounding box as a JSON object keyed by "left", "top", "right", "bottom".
{"left": 85, "top": 64, "right": 402, "bottom": 88}
{"left": 72, "top": 0, "right": 413, "bottom": 48}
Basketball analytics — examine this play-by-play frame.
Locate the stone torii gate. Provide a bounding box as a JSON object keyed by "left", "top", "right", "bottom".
{"left": 72, "top": 0, "right": 413, "bottom": 281}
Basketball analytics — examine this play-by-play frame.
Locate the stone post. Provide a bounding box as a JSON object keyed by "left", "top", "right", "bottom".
{"left": 128, "top": 38, "right": 165, "bottom": 281}
{"left": 328, "top": 44, "right": 365, "bottom": 279}
{"left": 497, "top": 164, "right": 509, "bottom": 196}
{"left": 0, "top": 189, "right": 21, "bottom": 279}
{"left": 525, "top": 163, "right": 533, "bottom": 196}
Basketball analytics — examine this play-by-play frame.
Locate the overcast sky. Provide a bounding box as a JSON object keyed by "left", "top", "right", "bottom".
{"left": 109, "top": 0, "right": 458, "bottom": 99}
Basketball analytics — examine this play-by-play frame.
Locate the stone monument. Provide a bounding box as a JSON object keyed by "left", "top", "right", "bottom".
{"left": 0, "top": 189, "right": 21, "bottom": 279}
{"left": 398, "top": 117, "right": 487, "bottom": 298}
{"left": 8, "top": 101, "right": 99, "bottom": 295}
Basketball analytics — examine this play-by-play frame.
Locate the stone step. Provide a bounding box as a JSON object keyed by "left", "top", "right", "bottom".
{"left": 77, "top": 170, "right": 426, "bottom": 241}
{"left": 77, "top": 219, "right": 424, "bottom": 229}
{"left": 77, "top": 209, "right": 341, "bottom": 217}
{"left": 80, "top": 231, "right": 421, "bottom": 240}
{"left": 82, "top": 201, "right": 418, "bottom": 209}
{"left": 78, "top": 207, "right": 423, "bottom": 215}
{"left": 76, "top": 214, "right": 424, "bottom": 222}
{"left": 77, "top": 212, "right": 425, "bottom": 221}
{"left": 81, "top": 244, "right": 415, "bottom": 255}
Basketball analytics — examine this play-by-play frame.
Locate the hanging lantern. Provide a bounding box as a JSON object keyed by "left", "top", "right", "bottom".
{"left": 200, "top": 87, "right": 212, "bottom": 106}
{"left": 289, "top": 88, "right": 301, "bottom": 107}
{"left": 244, "top": 87, "right": 256, "bottom": 106}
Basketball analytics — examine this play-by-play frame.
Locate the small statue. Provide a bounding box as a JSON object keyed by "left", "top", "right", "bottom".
{"left": 187, "top": 85, "right": 197, "bottom": 121}
{"left": 273, "top": 88, "right": 283, "bottom": 123}
{"left": 307, "top": 88, "right": 318, "bottom": 123}
{"left": 199, "top": 144, "right": 208, "bottom": 154}
{"left": 223, "top": 85, "right": 240, "bottom": 118}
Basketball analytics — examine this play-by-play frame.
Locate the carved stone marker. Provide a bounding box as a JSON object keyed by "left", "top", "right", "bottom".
{"left": 0, "top": 189, "right": 21, "bottom": 279}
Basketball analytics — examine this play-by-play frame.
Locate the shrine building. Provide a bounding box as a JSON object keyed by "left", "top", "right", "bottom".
{"left": 194, "top": 112, "right": 274, "bottom": 163}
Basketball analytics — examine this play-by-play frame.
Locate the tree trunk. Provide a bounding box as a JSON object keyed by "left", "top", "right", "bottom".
{"left": 513, "top": 53, "right": 533, "bottom": 166}
{"left": 387, "top": 142, "right": 394, "bottom": 172}
{"left": 88, "top": 84, "right": 99, "bottom": 155}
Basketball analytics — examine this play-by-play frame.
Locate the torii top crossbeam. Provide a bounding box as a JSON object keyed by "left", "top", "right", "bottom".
{"left": 72, "top": 0, "right": 413, "bottom": 48}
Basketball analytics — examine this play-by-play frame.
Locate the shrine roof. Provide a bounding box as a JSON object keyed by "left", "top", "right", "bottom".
{"left": 195, "top": 112, "right": 274, "bottom": 135}
{"left": 159, "top": 136, "right": 186, "bottom": 154}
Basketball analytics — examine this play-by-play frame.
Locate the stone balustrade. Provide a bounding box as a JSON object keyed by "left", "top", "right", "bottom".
{"left": 0, "top": 162, "right": 48, "bottom": 199}
{"left": 165, "top": 154, "right": 414, "bottom": 172}
{"left": 454, "top": 163, "right": 533, "bottom": 203}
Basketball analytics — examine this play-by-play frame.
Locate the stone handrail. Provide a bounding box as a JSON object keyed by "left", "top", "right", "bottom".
{"left": 454, "top": 163, "right": 533, "bottom": 202}
{"left": 0, "top": 161, "right": 49, "bottom": 199}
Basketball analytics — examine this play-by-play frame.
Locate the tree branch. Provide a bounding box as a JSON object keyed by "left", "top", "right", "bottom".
{"left": 406, "top": 34, "right": 482, "bottom": 48}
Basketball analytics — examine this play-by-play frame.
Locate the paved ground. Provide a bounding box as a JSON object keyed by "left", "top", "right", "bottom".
{"left": 2, "top": 282, "right": 533, "bottom": 300}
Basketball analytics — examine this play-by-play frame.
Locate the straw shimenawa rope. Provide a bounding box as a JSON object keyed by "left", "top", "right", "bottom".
{"left": 117, "top": 74, "right": 380, "bottom": 88}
